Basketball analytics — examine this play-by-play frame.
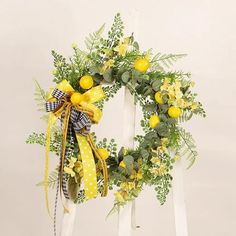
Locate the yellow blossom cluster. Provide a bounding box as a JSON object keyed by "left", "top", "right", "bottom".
{"left": 64, "top": 157, "right": 83, "bottom": 178}
{"left": 160, "top": 78, "right": 198, "bottom": 111}
{"left": 100, "top": 37, "right": 130, "bottom": 75}
{"left": 114, "top": 181, "right": 137, "bottom": 203}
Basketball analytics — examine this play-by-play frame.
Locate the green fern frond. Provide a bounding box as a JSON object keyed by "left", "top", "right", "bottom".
{"left": 106, "top": 203, "right": 120, "bottom": 219}
{"left": 37, "top": 169, "right": 59, "bottom": 189}
{"left": 85, "top": 23, "right": 105, "bottom": 52}
{"left": 151, "top": 53, "right": 187, "bottom": 71}
{"left": 107, "top": 13, "right": 124, "bottom": 47}
{"left": 51, "top": 50, "right": 71, "bottom": 83}
{"left": 178, "top": 127, "right": 197, "bottom": 169}
{"left": 155, "top": 174, "right": 172, "bottom": 205}
{"left": 34, "top": 80, "right": 46, "bottom": 112}
{"left": 178, "top": 110, "right": 193, "bottom": 123}
{"left": 72, "top": 47, "right": 88, "bottom": 68}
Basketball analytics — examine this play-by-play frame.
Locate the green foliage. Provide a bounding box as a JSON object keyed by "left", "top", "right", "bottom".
{"left": 95, "top": 81, "right": 122, "bottom": 110}
{"left": 51, "top": 50, "right": 71, "bottom": 84}
{"left": 37, "top": 169, "right": 58, "bottom": 189}
{"left": 26, "top": 128, "right": 62, "bottom": 156}
{"left": 151, "top": 53, "right": 187, "bottom": 71}
{"left": 178, "top": 127, "right": 198, "bottom": 168}
{"left": 107, "top": 13, "right": 124, "bottom": 47}
{"left": 97, "top": 138, "right": 118, "bottom": 158}
{"left": 155, "top": 174, "right": 172, "bottom": 205}
{"left": 34, "top": 80, "right": 47, "bottom": 112}
{"left": 85, "top": 24, "right": 105, "bottom": 53}
{"left": 178, "top": 110, "right": 193, "bottom": 123}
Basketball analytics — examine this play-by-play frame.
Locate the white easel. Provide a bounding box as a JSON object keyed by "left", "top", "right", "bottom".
{"left": 60, "top": 10, "right": 189, "bottom": 236}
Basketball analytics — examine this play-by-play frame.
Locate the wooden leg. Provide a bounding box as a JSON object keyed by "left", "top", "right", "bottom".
{"left": 118, "top": 86, "right": 137, "bottom": 236}
{"left": 60, "top": 200, "right": 77, "bottom": 236}
{"left": 172, "top": 159, "right": 189, "bottom": 236}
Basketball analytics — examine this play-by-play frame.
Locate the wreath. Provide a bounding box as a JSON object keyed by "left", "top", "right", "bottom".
{"left": 27, "top": 13, "right": 205, "bottom": 218}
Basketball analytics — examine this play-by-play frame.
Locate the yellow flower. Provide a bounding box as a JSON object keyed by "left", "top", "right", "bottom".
{"left": 68, "top": 157, "right": 77, "bottom": 169}
{"left": 120, "top": 182, "right": 136, "bottom": 191}
{"left": 160, "top": 79, "right": 183, "bottom": 101}
{"left": 174, "top": 155, "right": 180, "bottom": 161}
{"left": 119, "top": 160, "right": 126, "bottom": 168}
{"left": 175, "top": 98, "right": 187, "bottom": 108}
{"left": 74, "top": 160, "right": 83, "bottom": 173}
{"left": 64, "top": 166, "right": 75, "bottom": 177}
{"left": 150, "top": 164, "right": 166, "bottom": 176}
{"left": 114, "top": 191, "right": 125, "bottom": 203}
{"left": 100, "top": 59, "right": 115, "bottom": 74}
{"left": 136, "top": 171, "right": 143, "bottom": 180}
{"left": 123, "top": 148, "right": 128, "bottom": 155}
{"left": 64, "top": 157, "right": 82, "bottom": 178}
{"left": 158, "top": 164, "right": 167, "bottom": 176}
{"left": 190, "top": 81, "right": 195, "bottom": 87}
{"left": 175, "top": 88, "right": 183, "bottom": 100}
{"left": 102, "top": 48, "right": 113, "bottom": 57}
{"left": 151, "top": 156, "right": 161, "bottom": 165}
{"left": 161, "top": 138, "right": 169, "bottom": 146}
{"left": 114, "top": 37, "right": 130, "bottom": 56}
{"left": 168, "top": 86, "right": 176, "bottom": 100}
{"left": 160, "top": 78, "right": 171, "bottom": 91}
{"left": 130, "top": 169, "right": 143, "bottom": 180}
{"left": 137, "top": 158, "right": 143, "bottom": 166}
{"left": 190, "top": 102, "right": 198, "bottom": 111}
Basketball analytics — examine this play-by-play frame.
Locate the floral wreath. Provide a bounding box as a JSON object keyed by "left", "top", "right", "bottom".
{"left": 27, "top": 13, "right": 205, "bottom": 221}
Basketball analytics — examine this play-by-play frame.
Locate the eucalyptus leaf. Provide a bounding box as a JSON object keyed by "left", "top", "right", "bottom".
{"left": 140, "top": 149, "right": 149, "bottom": 159}
{"left": 156, "top": 123, "right": 169, "bottom": 137}
{"left": 151, "top": 79, "right": 162, "bottom": 91}
{"left": 121, "top": 71, "right": 130, "bottom": 83}
{"left": 103, "top": 69, "right": 114, "bottom": 82}
{"left": 123, "top": 155, "right": 134, "bottom": 174}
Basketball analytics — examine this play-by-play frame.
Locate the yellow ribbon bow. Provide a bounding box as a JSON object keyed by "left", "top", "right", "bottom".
{"left": 44, "top": 80, "right": 108, "bottom": 216}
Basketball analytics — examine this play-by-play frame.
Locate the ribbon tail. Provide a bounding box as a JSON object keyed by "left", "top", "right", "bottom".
{"left": 59, "top": 105, "right": 72, "bottom": 213}
{"left": 76, "top": 134, "right": 98, "bottom": 200}
{"left": 45, "top": 113, "right": 58, "bottom": 218}
{"left": 87, "top": 134, "right": 109, "bottom": 197}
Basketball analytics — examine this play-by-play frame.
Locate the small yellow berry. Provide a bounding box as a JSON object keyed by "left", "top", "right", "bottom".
{"left": 174, "top": 155, "right": 180, "bottom": 161}
{"left": 70, "top": 92, "right": 83, "bottom": 105}
{"left": 119, "top": 160, "right": 126, "bottom": 168}
{"left": 71, "top": 43, "right": 78, "bottom": 49}
{"left": 168, "top": 106, "right": 182, "bottom": 118}
{"left": 154, "top": 91, "right": 164, "bottom": 105}
{"left": 149, "top": 115, "right": 160, "bottom": 128}
{"left": 134, "top": 58, "right": 150, "bottom": 73}
{"left": 52, "top": 69, "right": 57, "bottom": 75}
{"left": 98, "top": 148, "right": 110, "bottom": 160}
{"left": 79, "top": 75, "right": 94, "bottom": 90}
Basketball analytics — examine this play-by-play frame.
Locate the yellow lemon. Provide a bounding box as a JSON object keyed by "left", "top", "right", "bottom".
{"left": 119, "top": 160, "right": 126, "bottom": 168}
{"left": 154, "top": 91, "right": 164, "bottom": 105}
{"left": 98, "top": 148, "right": 110, "bottom": 160}
{"left": 70, "top": 92, "right": 83, "bottom": 105}
{"left": 134, "top": 58, "right": 150, "bottom": 73}
{"left": 149, "top": 115, "right": 160, "bottom": 128}
{"left": 79, "top": 75, "right": 94, "bottom": 90}
{"left": 168, "top": 106, "right": 182, "bottom": 118}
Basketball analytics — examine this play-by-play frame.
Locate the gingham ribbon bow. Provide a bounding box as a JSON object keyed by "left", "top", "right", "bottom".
{"left": 45, "top": 88, "right": 92, "bottom": 136}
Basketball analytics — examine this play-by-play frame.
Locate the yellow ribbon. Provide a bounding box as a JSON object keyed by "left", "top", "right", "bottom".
{"left": 44, "top": 80, "right": 108, "bottom": 215}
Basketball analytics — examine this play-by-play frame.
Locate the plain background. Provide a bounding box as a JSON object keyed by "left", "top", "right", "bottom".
{"left": 1, "top": 0, "right": 236, "bottom": 235}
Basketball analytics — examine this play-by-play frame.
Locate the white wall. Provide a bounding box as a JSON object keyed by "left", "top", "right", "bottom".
{"left": 0, "top": 0, "right": 236, "bottom": 235}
